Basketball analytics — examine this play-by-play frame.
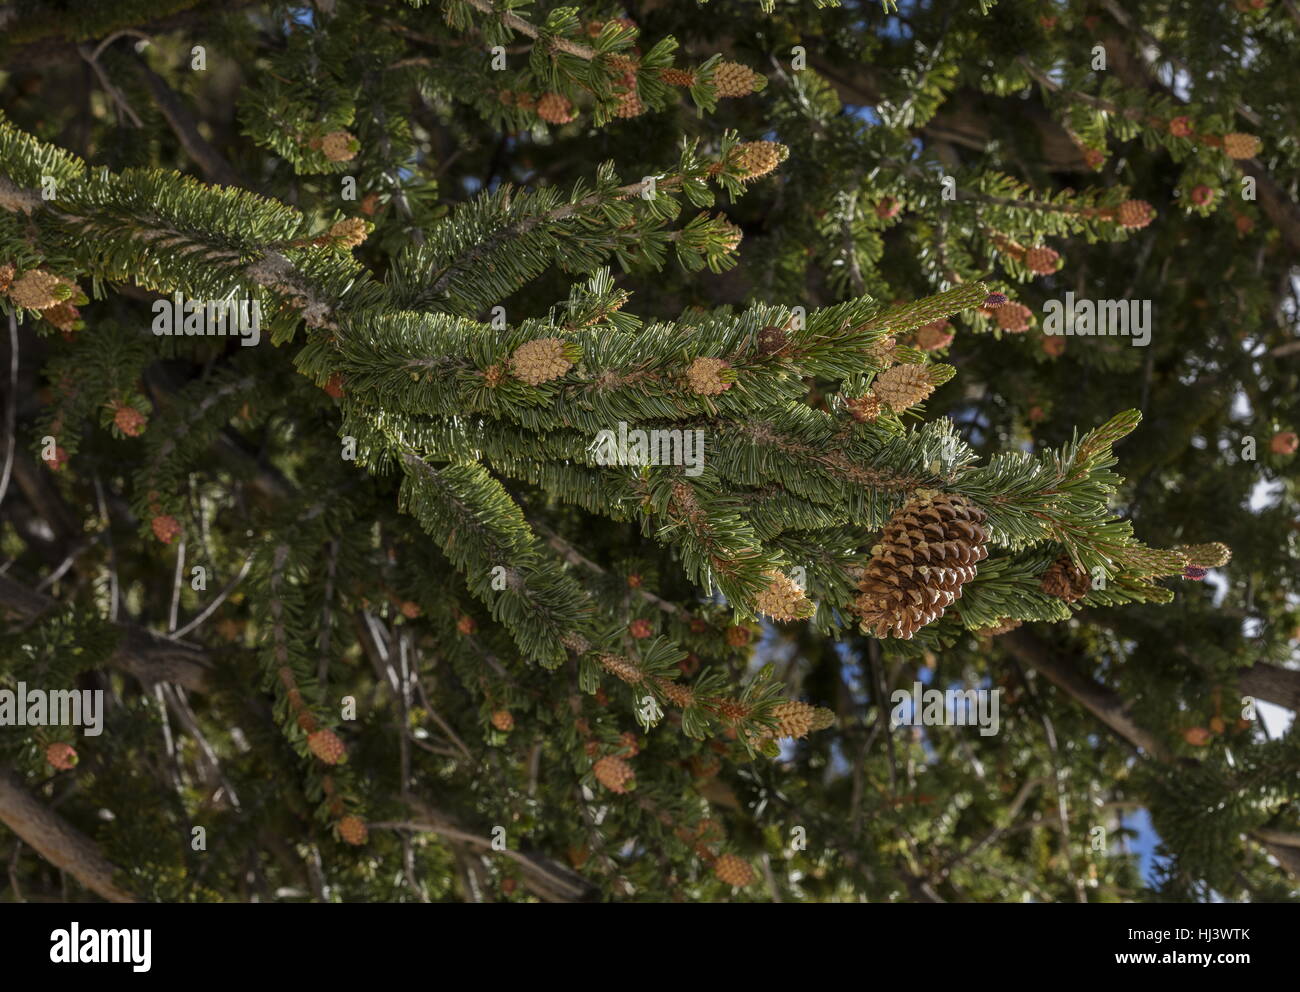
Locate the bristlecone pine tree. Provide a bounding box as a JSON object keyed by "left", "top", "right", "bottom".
{"left": 0, "top": 0, "right": 1297, "bottom": 906}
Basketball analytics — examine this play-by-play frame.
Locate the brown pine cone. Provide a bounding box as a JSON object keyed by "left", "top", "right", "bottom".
{"left": 712, "top": 61, "right": 762, "bottom": 98}
{"left": 713, "top": 853, "right": 754, "bottom": 886}
{"left": 593, "top": 755, "right": 635, "bottom": 793}
{"left": 491, "top": 710, "right": 514, "bottom": 732}
{"left": 873, "top": 364, "right": 937, "bottom": 411}
{"left": 854, "top": 490, "right": 989, "bottom": 639}
{"left": 757, "top": 325, "right": 787, "bottom": 355}
{"left": 1040, "top": 555, "right": 1092, "bottom": 602}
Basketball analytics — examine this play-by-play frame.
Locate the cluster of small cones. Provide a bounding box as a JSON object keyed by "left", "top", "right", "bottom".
{"left": 2, "top": 266, "right": 85, "bottom": 336}
{"left": 991, "top": 234, "right": 1061, "bottom": 276}
{"left": 847, "top": 363, "right": 944, "bottom": 421}
{"left": 1161, "top": 116, "right": 1261, "bottom": 159}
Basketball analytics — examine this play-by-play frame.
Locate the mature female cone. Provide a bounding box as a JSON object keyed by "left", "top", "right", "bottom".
{"left": 713, "top": 853, "right": 754, "bottom": 886}
{"left": 854, "top": 490, "right": 989, "bottom": 639}
{"left": 1040, "top": 555, "right": 1092, "bottom": 602}
{"left": 873, "top": 364, "right": 936, "bottom": 412}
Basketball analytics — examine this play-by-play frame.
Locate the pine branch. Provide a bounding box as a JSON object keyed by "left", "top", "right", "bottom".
{"left": 0, "top": 574, "right": 212, "bottom": 690}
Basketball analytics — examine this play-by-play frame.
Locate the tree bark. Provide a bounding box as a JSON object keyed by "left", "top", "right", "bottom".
{"left": 0, "top": 764, "right": 136, "bottom": 902}
{"left": 999, "top": 627, "right": 1173, "bottom": 761}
